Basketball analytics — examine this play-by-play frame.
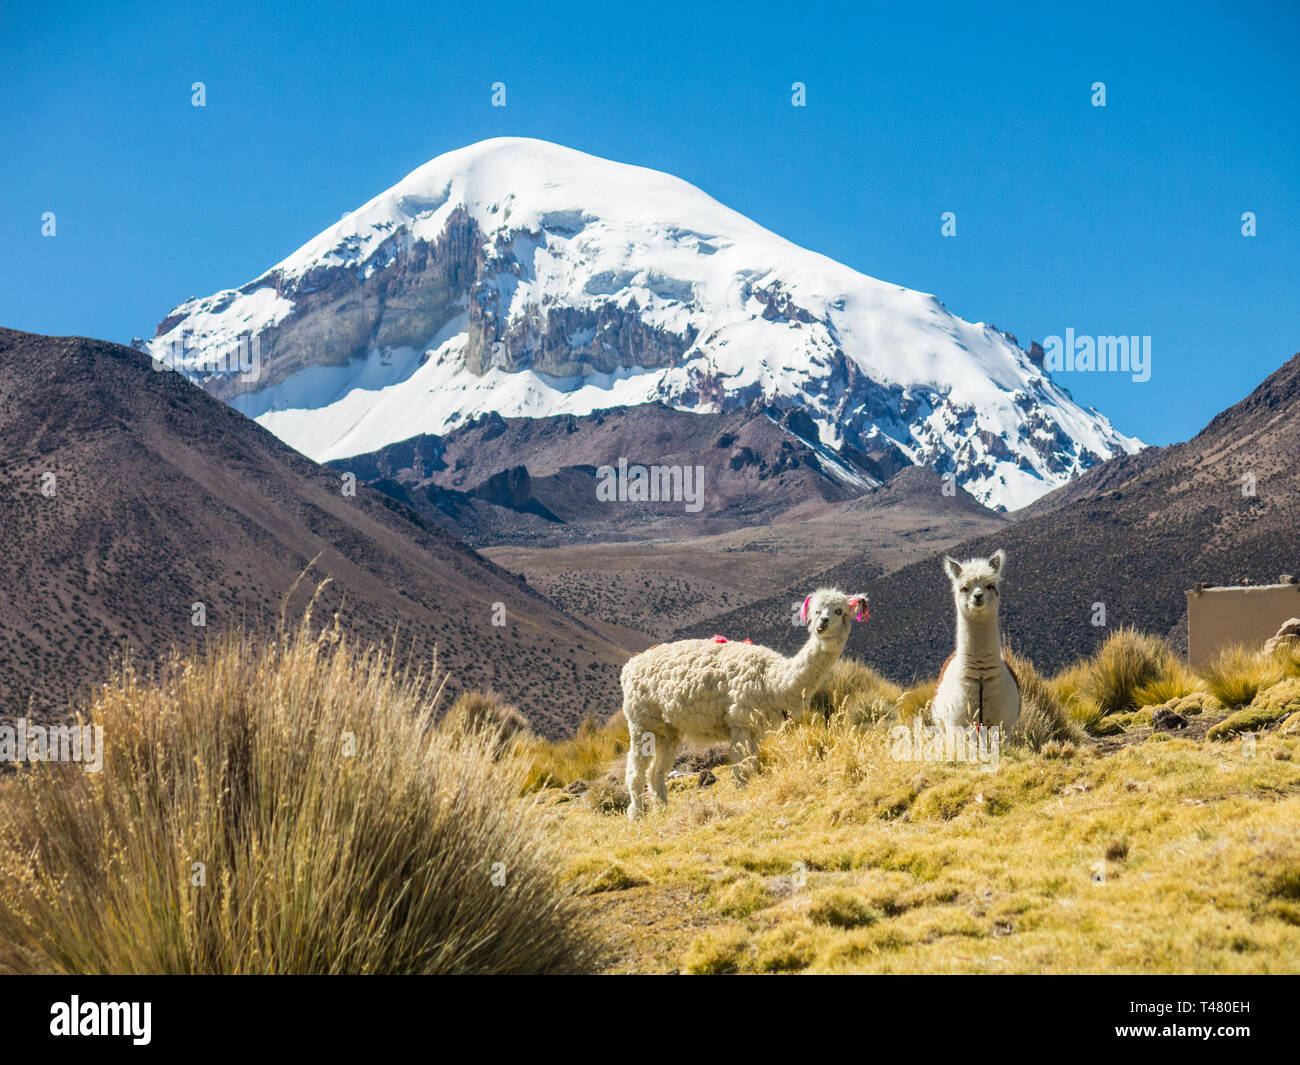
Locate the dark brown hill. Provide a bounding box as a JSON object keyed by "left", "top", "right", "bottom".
{"left": 329, "top": 403, "right": 886, "bottom": 546}
{"left": 0, "top": 328, "right": 628, "bottom": 737}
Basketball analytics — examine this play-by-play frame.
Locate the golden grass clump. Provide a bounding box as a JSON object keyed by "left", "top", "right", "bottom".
{"left": 518, "top": 712, "right": 629, "bottom": 792}
{"left": 1201, "top": 644, "right": 1287, "bottom": 710}
{"left": 1048, "top": 659, "right": 1105, "bottom": 732}
{"left": 1002, "top": 646, "right": 1088, "bottom": 750}
{"left": 1264, "top": 638, "right": 1300, "bottom": 680}
{"left": 812, "top": 658, "right": 904, "bottom": 726}
{"left": 1049, "top": 630, "right": 1197, "bottom": 733}
{"left": 896, "top": 681, "right": 938, "bottom": 727}
{"left": 0, "top": 600, "right": 602, "bottom": 975}
{"left": 1133, "top": 659, "right": 1204, "bottom": 708}
{"left": 438, "top": 688, "right": 530, "bottom": 756}
{"left": 1081, "top": 627, "right": 1181, "bottom": 717}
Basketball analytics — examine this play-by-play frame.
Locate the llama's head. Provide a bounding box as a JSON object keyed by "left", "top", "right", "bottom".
{"left": 943, "top": 549, "right": 1006, "bottom": 620}
{"left": 801, "top": 587, "right": 869, "bottom": 641}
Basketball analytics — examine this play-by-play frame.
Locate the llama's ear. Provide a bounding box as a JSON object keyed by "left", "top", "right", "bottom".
{"left": 989, "top": 549, "right": 1006, "bottom": 574}
{"left": 848, "top": 595, "right": 869, "bottom": 622}
{"left": 800, "top": 596, "right": 811, "bottom": 623}
{"left": 943, "top": 556, "right": 962, "bottom": 581}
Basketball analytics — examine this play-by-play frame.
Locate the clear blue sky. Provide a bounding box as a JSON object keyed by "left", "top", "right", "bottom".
{"left": 2, "top": 0, "right": 1296, "bottom": 445}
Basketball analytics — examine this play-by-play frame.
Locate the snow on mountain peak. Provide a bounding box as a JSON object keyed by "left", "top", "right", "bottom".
{"left": 141, "top": 136, "right": 1142, "bottom": 510}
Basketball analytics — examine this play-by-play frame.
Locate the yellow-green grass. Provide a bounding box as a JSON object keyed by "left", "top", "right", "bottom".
{"left": 539, "top": 708, "right": 1300, "bottom": 974}
{"left": 1002, "top": 646, "right": 1087, "bottom": 749}
{"left": 0, "top": 603, "right": 603, "bottom": 975}
{"left": 1207, "top": 677, "right": 1300, "bottom": 742}
{"left": 9, "top": 608, "right": 1300, "bottom": 976}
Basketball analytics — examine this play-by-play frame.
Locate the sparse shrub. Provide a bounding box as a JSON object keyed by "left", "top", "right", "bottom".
{"left": 1133, "top": 660, "right": 1204, "bottom": 708}
{"left": 1268, "top": 867, "right": 1300, "bottom": 901}
{"left": 0, "top": 607, "right": 602, "bottom": 975}
{"left": 1105, "top": 838, "right": 1130, "bottom": 862}
{"left": 897, "top": 681, "right": 938, "bottom": 726}
{"left": 439, "top": 688, "right": 530, "bottom": 755}
{"left": 581, "top": 863, "right": 648, "bottom": 894}
{"left": 1049, "top": 659, "right": 1100, "bottom": 728}
{"left": 520, "top": 713, "right": 628, "bottom": 791}
{"left": 1201, "top": 645, "right": 1286, "bottom": 709}
{"left": 754, "top": 925, "right": 815, "bottom": 972}
{"left": 1266, "top": 640, "right": 1300, "bottom": 680}
{"left": 683, "top": 926, "right": 750, "bottom": 975}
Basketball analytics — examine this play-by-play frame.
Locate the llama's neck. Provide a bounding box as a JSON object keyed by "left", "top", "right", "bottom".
{"left": 777, "top": 632, "right": 846, "bottom": 703}
{"left": 955, "top": 608, "right": 1002, "bottom": 668}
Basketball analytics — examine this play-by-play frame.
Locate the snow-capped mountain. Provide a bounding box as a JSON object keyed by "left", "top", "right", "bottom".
{"left": 140, "top": 137, "right": 1141, "bottom": 510}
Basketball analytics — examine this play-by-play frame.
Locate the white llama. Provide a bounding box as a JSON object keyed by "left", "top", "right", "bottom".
{"left": 931, "top": 549, "right": 1021, "bottom": 731}
{"left": 620, "top": 588, "right": 869, "bottom": 819}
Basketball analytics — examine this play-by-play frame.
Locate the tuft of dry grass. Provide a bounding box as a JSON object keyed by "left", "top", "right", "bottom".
{"left": 1133, "top": 659, "right": 1204, "bottom": 708}
{"left": 519, "top": 713, "right": 629, "bottom": 792}
{"left": 1003, "top": 646, "right": 1088, "bottom": 750}
{"left": 1201, "top": 645, "right": 1287, "bottom": 710}
{"left": 0, "top": 599, "right": 602, "bottom": 975}
{"left": 1050, "top": 631, "right": 1207, "bottom": 734}
{"left": 585, "top": 777, "right": 632, "bottom": 816}
{"left": 1081, "top": 627, "right": 1181, "bottom": 717}
{"left": 438, "top": 688, "right": 530, "bottom": 755}
{"left": 897, "top": 681, "right": 938, "bottom": 726}
{"left": 812, "top": 659, "right": 904, "bottom": 726}
{"left": 808, "top": 890, "right": 880, "bottom": 929}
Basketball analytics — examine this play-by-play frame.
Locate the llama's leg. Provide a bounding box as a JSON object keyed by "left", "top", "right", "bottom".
{"left": 729, "top": 725, "right": 756, "bottom": 787}
{"left": 650, "top": 731, "right": 678, "bottom": 807}
{"left": 624, "top": 714, "right": 650, "bottom": 820}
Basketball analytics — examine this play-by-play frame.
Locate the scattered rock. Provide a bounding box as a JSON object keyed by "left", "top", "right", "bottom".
{"left": 1263, "top": 617, "right": 1300, "bottom": 656}
{"left": 697, "top": 768, "right": 717, "bottom": 788}
{"left": 562, "top": 779, "right": 589, "bottom": 796}
{"left": 1154, "top": 691, "right": 1219, "bottom": 718}
{"left": 1152, "top": 707, "right": 1189, "bottom": 731}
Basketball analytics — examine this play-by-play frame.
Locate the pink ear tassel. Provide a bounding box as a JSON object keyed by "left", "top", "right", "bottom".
{"left": 800, "top": 596, "right": 811, "bottom": 624}
{"left": 850, "top": 597, "right": 869, "bottom": 622}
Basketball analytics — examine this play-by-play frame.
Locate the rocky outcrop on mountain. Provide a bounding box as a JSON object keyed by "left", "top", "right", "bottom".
{"left": 328, "top": 401, "right": 885, "bottom": 546}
